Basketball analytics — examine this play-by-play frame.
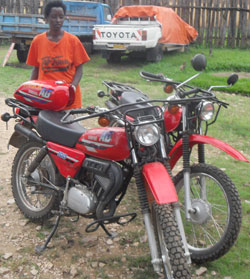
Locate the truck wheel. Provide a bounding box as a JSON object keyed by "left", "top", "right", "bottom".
{"left": 107, "top": 52, "right": 121, "bottom": 64}
{"left": 146, "top": 45, "right": 163, "bottom": 62}
{"left": 82, "top": 42, "right": 93, "bottom": 55}
{"left": 17, "top": 50, "right": 29, "bottom": 63}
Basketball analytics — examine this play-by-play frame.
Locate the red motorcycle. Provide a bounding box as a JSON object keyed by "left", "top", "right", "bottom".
{"left": 2, "top": 81, "right": 191, "bottom": 278}
{"left": 97, "top": 54, "right": 249, "bottom": 264}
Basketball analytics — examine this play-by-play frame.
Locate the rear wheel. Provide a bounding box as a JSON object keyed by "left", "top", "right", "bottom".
{"left": 82, "top": 42, "right": 93, "bottom": 55}
{"left": 174, "top": 163, "right": 242, "bottom": 264}
{"left": 107, "top": 52, "right": 122, "bottom": 64}
{"left": 152, "top": 203, "right": 191, "bottom": 279}
{"left": 17, "top": 49, "right": 29, "bottom": 63}
{"left": 11, "top": 141, "right": 60, "bottom": 222}
{"left": 146, "top": 45, "right": 163, "bottom": 62}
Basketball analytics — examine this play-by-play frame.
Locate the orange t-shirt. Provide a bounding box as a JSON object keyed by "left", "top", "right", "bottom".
{"left": 26, "top": 31, "right": 90, "bottom": 109}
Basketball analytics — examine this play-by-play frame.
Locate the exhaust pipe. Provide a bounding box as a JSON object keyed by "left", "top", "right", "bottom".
{"left": 15, "top": 123, "right": 45, "bottom": 145}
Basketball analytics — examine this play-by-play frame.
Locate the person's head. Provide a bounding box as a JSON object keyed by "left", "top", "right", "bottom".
{"left": 44, "top": 1, "right": 66, "bottom": 32}
{"left": 44, "top": 0, "right": 66, "bottom": 19}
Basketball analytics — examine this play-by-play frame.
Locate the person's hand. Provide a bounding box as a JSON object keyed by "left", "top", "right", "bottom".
{"left": 70, "top": 84, "right": 76, "bottom": 92}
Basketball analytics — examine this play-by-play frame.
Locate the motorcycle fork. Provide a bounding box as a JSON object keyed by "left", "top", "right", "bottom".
{"left": 131, "top": 148, "right": 161, "bottom": 273}
{"left": 160, "top": 135, "right": 191, "bottom": 264}
{"left": 182, "top": 106, "right": 196, "bottom": 221}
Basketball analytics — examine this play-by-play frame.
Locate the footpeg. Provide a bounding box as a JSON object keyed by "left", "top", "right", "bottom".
{"left": 85, "top": 212, "right": 137, "bottom": 237}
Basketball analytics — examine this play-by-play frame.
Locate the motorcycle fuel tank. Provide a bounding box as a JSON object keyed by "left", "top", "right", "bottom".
{"left": 76, "top": 127, "right": 130, "bottom": 161}
{"left": 164, "top": 106, "right": 182, "bottom": 132}
{"left": 14, "top": 80, "right": 73, "bottom": 111}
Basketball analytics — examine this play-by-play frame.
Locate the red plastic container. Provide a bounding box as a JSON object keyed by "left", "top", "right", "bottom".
{"left": 14, "top": 80, "right": 73, "bottom": 111}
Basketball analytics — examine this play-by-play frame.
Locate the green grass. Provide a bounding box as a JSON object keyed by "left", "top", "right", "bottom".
{"left": 0, "top": 44, "right": 249, "bottom": 278}
{"left": 0, "top": 45, "right": 249, "bottom": 99}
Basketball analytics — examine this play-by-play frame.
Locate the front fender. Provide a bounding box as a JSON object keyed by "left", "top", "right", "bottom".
{"left": 169, "top": 134, "right": 249, "bottom": 169}
{"left": 142, "top": 162, "right": 178, "bottom": 204}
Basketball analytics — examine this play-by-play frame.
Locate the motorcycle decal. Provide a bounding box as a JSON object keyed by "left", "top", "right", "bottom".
{"left": 99, "top": 131, "right": 114, "bottom": 143}
{"left": 76, "top": 127, "right": 130, "bottom": 161}
{"left": 80, "top": 138, "right": 114, "bottom": 151}
{"left": 16, "top": 90, "right": 53, "bottom": 104}
{"left": 48, "top": 147, "right": 79, "bottom": 163}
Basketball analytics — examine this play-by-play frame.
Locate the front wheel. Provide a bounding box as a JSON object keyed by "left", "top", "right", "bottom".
{"left": 11, "top": 141, "right": 60, "bottom": 222}
{"left": 152, "top": 203, "right": 191, "bottom": 279}
{"left": 174, "top": 163, "right": 242, "bottom": 264}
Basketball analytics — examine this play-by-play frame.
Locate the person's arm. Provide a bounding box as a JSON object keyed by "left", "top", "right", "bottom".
{"left": 71, "top": 64, "right": 83, "bottom": 89}
{"left": 30, "top": 66, "right": 39, "bottom": 80}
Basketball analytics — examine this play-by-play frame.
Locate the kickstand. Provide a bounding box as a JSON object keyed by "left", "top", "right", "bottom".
{"left": 100, "top": 223, "right": 112, "bottom": 237}
{"left": 35, "top": 215, "right": 61, "bottom": 254}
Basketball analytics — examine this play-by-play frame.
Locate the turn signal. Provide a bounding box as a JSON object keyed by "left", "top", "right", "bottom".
{"left": 98, "top": 117, "right": 110, "bottom": 127}
{"left": 164, "top": 84, "right": 174, "bottom": 94}
{"left": 168, "top": 105, "right": 180, "bottom": 114}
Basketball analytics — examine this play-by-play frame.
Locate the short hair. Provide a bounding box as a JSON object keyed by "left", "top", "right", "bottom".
{"left": 44, "top": 0, "right": 66, "bottom": 18}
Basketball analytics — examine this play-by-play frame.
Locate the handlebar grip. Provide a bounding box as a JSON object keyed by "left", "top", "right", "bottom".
{"left": 140, "top": 71, "right": 165, "bottom": 80}
{"left": 178, "top": 87, "right": 200, "bottom": 98}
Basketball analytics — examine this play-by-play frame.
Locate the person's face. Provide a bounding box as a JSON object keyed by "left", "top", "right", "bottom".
{"left": 46, "top": 7, "right": 65, "bottom": 32}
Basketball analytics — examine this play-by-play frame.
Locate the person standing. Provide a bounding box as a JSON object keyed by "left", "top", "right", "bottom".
{"left": 26, "top": 0, "right": 90, "bottom": 109}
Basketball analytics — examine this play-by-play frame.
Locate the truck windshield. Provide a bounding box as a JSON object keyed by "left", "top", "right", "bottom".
{"left": 104, "top": 6, "right": 112, "bottom": 22}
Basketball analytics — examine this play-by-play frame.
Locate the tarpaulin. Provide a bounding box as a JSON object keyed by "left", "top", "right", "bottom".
{"left": 112, "top": 6, "right": 198, "bottom": 45}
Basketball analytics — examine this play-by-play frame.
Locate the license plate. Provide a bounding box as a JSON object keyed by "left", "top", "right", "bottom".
{"left": 113, "top": 44, "right": 125, "bottom": 49}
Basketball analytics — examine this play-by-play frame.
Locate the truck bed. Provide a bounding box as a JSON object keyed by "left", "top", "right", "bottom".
{"left": 0, "top": 13, "right": 96, "bottom": 38}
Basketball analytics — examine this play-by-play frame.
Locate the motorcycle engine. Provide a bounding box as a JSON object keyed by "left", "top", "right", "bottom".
{"left": 67, "top": 184, "right": 97, "bottom": 215}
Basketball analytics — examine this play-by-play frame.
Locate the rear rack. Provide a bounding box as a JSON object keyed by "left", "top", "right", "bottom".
{"left": 103, "top": 81, "right": 143, "bottom": 96}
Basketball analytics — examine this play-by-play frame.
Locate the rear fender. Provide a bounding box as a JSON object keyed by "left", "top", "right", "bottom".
{"left": 169, "top": 134, "right": 249, "bottom": 169}
{"left": 8, "top": 131, "right": 28, "bottom": 148}
{"left": 142, "top": 162, "right": 178, "bottom": 204}
{"left": 8, "top": 118, "right": 37, "bottom": 149}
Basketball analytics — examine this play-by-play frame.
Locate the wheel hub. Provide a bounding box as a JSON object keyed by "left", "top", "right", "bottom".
{"left": 190, "top": 199, "right": 212, "bottom": 225}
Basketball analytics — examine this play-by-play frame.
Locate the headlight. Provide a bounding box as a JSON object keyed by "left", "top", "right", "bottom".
{"left": 134, "top": 124, "right": 160, "bottom": 146}
{"left": 198, "top": 101, "right": 214, "bottom": 121}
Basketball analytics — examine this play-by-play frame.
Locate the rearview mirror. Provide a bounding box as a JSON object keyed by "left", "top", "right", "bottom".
{"left": 191, "top": 54, "right": 207, "bottom": 72}
{"left": 227, "top": 74, "right": 238, "bottom": 86}
{"left": 107, "top": 14, "right": 112, "bottom": 21}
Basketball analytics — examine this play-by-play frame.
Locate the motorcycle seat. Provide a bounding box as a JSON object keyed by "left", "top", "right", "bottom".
{"left": 36, "top": 110, "right": 86, "bottom": 147}
{"left": 120, "top": 91, "right": 158, "bottom": 119}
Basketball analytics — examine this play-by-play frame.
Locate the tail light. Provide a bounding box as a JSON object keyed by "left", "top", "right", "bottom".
{"left": 15, "top": 108, "right": 20, "bottom": 114}
{"left": 142, "top": 30, "right": 147, "bottom": 41}
{"left": 68, "top": 86, "right": 76, "bottom": 107}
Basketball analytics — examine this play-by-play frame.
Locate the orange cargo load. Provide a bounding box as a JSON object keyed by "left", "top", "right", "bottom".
{"left": 112, "top": 6, "right": 198, "bottom": 45}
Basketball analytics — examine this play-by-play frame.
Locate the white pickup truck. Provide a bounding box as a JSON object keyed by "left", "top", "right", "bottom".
{"left": 93, "top": 6, "right": 198, "bottom": 64}
{"left": 93, "top": 17, "right": 165, "bottom": 63}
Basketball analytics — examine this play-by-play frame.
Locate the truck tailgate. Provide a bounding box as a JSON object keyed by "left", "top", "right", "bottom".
{"left": 93, "top": 24, "right": 161, "bottom": 49}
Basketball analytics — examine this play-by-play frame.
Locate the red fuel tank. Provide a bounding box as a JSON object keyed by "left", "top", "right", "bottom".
{"left": 164, "top": 106, "right": 182, "bottom": 132}
{"left": 14, "top": 80, "right": 73, "bottom": 111}
{"left": 76, "top": 127, "right": 130, "bottom": 161}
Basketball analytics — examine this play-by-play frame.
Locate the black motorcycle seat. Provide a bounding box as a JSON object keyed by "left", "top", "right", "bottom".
{"left": 36, "top": 110, "right": 86, "bottom": 147}
{"left": 119, "top": 91, "right": 157, "bottom": 118}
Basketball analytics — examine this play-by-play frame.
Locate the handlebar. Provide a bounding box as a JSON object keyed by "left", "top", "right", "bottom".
{"left": 140, "top": 71, "right": 217, "bottom": 100}
{"left": 140, "top": 71, "right": 166, "bottom": 81}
